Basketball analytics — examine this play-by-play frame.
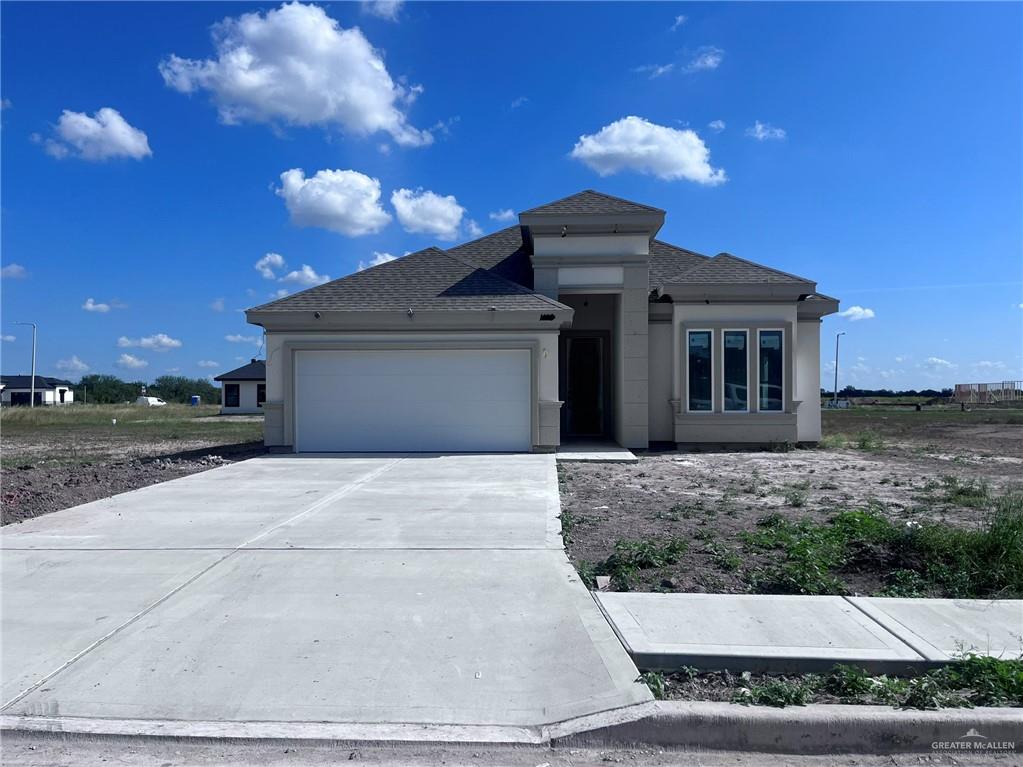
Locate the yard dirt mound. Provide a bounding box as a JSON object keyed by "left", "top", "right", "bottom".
{"left": 2, "top": 442, "right": 265, "bottom": 525}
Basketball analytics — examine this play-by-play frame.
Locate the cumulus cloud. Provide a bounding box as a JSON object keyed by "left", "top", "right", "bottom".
{"left": 465, "top": 219, "right": 483, "bottom": 238}
{"left": 489, "top": 208, "right": 516, "bottom": 222}
{"left": 255, "top": 252, "right": 286, "bottom": 279}
{"left": 1, "top": 263, "right": 27, "bottom": 279}
{"left": 683, "top": 46, "right": 724, "bottom": 72}
{"left": 1, "top": 335, "right": 15, "bottom": 342}
{"left": 270, "top": 288, "right": 289, "bottom": 299}
{"left": 276, "top": 168, "right": 391, "bottom": 236}
{"left": 973, "top": 360, "right": 1007, "bottom": 371}
{"left": 391, "top": 187, "right": 466, "bottom": 240}
{"left": 82, "top": 298, "right": 110, "bottom": 313}
{"left": 357, "top": 251, "right": 397, "bottom": 271}
{"left": 708, "top": 119, "right": 726, "bottom": 133}
{"left": 197, "top": 360, "right": 220, "bottom": 368}
{"left": 226, "top": 334, "right": 260, "bottom": 344}
{"left": 362, "top": 0, "right": 403, "bottom": 21}
{"left": 570, "top": 116, "right": 726, "bottom": 185}
{"left": 210, "top": 298, "right": 225, "bottom": 312}
{"left": 118, "top": 333, "right": 183, "bottom": 352}
{"left": 670, "top": 15, "right": 687, "bottom": 31}
{"left": 39, "top": 108, "right": 151, "bottom": 161}
{"left": 746, "top": 121, "right": 786, "bottom": 141}
{"left": 56, "top": 355, "right": 90, "bottom": 373}
{"left": 159, "top": 2, "right": 431, "bottom": 147}
{"left": 838, "top": 305, "right": 876, "bottom": 321}
{"left": 117, "top": 353, "right": 148, "bottom": 370}
{"left": 279, "top": 264, "right": 330, "bottom": 286}
{"left": 925, "top": 356, "right": 955, "bottom": 369}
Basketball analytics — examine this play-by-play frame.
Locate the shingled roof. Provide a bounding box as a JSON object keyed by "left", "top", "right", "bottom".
{"left": 446, "top": 225, "right": 534, "bottom": 289}
{"left": 249, "top": 247, "right": 565, "bottom": 313}
{"left": 668, "top": 253, "right": 814, "bottom": 286}
{"left": 648, "top": 240, "right": 710, "bottom": 288}
{"left": 214, "top": 359, "right": 265, "bottom": 381}
{"left": 520, "top": 190, "right": 664, "bottom": 217}
{"left": 0, "top": 375, "right": 73, "bottom": 389}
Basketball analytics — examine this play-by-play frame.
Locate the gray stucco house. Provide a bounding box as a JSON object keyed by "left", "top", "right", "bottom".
{"left": 213, "top": 359, "right": 266, "bottom": 415}
{"left": 246, "top": 190, "right": 839, "bottom": 453}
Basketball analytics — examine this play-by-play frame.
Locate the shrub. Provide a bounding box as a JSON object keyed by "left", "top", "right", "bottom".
{"left": 855, "top": 430, "right": 885, "bottom": 452}
{"left": 733, "top": 678, "right": 815, "bottom": 707}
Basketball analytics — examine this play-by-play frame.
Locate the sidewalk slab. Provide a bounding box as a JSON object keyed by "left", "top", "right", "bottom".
{"left": 557, "top": 442, "right": 637, "bottom": 463}
{"left": 847, "top": 597, "right": 1023, "bottom": 661}
{"left": 594, "top": 593, "right": 925, "bottom": 673}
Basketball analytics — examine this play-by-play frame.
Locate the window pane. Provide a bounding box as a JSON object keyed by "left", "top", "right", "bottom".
{"left": 688, "top": 331, "right": 712, "bottom": 411}
{"left": 759, "top": 331, "right": 783, "bottom": 411}
{"left": 723, "top": 331, "right": 748, "bottom": 411}
{"left": 225, "top": 384, "right": 240, "bottom": 408}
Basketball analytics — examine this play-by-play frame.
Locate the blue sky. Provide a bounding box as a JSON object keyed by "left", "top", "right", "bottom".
{"left": 2, "top": 1, "right": 1021, "bottom": 390}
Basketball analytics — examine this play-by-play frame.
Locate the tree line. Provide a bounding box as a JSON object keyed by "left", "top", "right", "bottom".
{"left": 820, "top": 386, "right": 953, "bottom": 398}
{"left": 74, "top": 374, "right": 221, "bottom": 405}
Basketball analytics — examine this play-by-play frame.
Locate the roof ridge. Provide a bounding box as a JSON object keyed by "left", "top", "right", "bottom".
{"left": 582, "top": 189, "right": 665, "bottom": 214}
{"left": 666, "top": 251, "right": 814, "bottom": 285}
{"left": 447, "top": 224, "right": 522, "bottom": 251}
{"left": 714, "top": 252, "right": 815, "bottom": 284}
{"left": 520, "top": 189, "right": 663, "bottom": 216}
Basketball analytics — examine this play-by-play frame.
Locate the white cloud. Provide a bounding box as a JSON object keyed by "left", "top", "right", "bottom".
{"left": 973, "top": 360, "right": 1007, "bottom": 371}
{"left": 1, "top": 263, "right": 27, "bottom": 279}
{"left": 255, "top": 252, "right": 286, "bottom": 279}
{"left": 362, "top": 0, "right": 403, "bottom": 21}
{"left": 670, "top": 15, "right": 687, "bottom": 31}
{"left": 226, "top": 334, "right": 260, "bottom": 345}
{"left": 634, "top": 63, "right": 675, "bottom": 79}
{"left": 41, "top": 108, "right": 151, "bottom": 161}
{"left": 358, "top": 251, "right": 397, "bottom": 271}
{"left": 279, "top": 264, "right": 330, "bottom": 286}
{"left": 276, "top": 168, "right": 391, "bottom": 236}
{"left": 197, "top": 360, "right": 220, "bottom": 368}
{"left": 489, "top": 208, "right": 516, "bottom": 222}
{"left": 838, "top": 305, "right": 876, "bottom": 321}
{"left": 117, "top": 353, "right": 148, "bottom": 370}
{"left": 210, "top": 298, "right": 225, "bottom": 312}
{"left": 683, "top": 46, "right": 724, "bottom": 72}
{"left": 166, "top": 367, "right": 181, "bottom": 374}
{"left": 56, "top": 355, "right": 90, "bottom": 374}
{"left": 82, "top": 298, "right": 110, "bottom": 313}
{"left": 1, "top": 335, "right": 14, "bottom": 343}
{"left": 570, "top": 116, "right": 726, "bottom": 185}
{"left": 746, "top": 121, "right": 786, "bottom": 141}
{"left": 894, "top": 356, "right": 906, "bottom": 363}
{"left": 925, "top": 356, "right": 955, "bottom": 369}
{"left": 510, "top": 96, "right": 528, "bottom": 109}
{"left": 708, "top": 119, "right": 726, "bottom": 133}
{"left": 160, "top": 2, "right": 431, "bottom": 147}
{"left": 391, "top": 187, "right": 465, "bottom": 240}
{"left": 117, "top": 333, "right": 183, "bottom": 352}
{"left": 270, "top": 288, "right": 289, "bottom": 299}
{"left": 465, "top": 219, "right": 484, "bottom": 238}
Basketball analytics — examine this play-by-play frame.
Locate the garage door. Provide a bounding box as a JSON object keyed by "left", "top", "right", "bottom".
{"left": 294, "top": 349, "right": 532, "bottom": 452}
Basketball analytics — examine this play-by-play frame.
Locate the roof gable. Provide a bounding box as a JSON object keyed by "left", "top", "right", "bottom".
{"left": 520, "top": 190, "right": 664, "bottom": 217}
{"left": 670, "top": 253, "right": 814, "bottom": 286}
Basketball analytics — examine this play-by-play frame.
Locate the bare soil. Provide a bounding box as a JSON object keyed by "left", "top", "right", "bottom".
{"left": 560, "top": 408, "right": 1023, "bottom": 596}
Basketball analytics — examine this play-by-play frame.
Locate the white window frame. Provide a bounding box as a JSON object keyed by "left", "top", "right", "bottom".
{"left": 721, "top": 329, "right": 750, "bottom": 413}
{"left": 685, "top": 329, "right": 715, "bottom": 414}
{"left": 756, "top": 328, "right": 785, "bottom": 413}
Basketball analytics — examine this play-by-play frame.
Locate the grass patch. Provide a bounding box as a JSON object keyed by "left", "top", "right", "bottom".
{"left": 940, "top": 475, "right": 991, "bottom": 508}
{"left": 854, "top": 430, "right": 885, "bottom": 452}
{"left": 594, "top": 537, "right": 689, "bottom": 590}
{"left": 739, "top": 493, "right": 1023, "bottom": 598}
{"left": 733, "top": 676, "right": 815, "bottom": 707}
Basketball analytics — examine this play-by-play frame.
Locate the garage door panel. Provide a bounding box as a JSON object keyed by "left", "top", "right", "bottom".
{"left": 295, "top": 349, "right": 532, "bottom": 452}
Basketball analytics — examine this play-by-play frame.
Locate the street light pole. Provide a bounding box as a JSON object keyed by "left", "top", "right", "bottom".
{"left": 833, "top": 331, "right": 846, "bottom": 406}
{"left": 15, "top": 322, "right": 37, "bottom": 408}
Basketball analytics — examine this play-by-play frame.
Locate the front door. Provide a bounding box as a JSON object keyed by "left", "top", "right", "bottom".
{"left": 560, "top": 334, "right": 608, "bottom": 437}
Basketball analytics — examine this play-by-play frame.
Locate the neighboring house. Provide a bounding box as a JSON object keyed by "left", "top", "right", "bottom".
{"left": 246, "top": 190, "right": 839, "bottom": 453}
{"left": 213, "top": 360, "right": 266, "bottom": 415}
{"left": 0, "top": 376, "right": 75, "bottom": 406}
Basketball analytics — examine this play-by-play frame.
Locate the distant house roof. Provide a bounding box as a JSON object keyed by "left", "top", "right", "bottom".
{"left": 0, "top": 375, "right": 73, "bottom": 390}
{"left": 214, "top": 359, "right": 266, "bottom": 382}
{"left": 249, "top": 247, "right": 568, "bottom": 314}
{"left": 519, "top": 190, "right": 664, "bottom": 217}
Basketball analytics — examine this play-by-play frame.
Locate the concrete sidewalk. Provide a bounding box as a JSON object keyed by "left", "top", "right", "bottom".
{"left": 595, "top": 592, "right": 1023, "bottom": 673}
{"left": 2, "top": 454, "right": 650, "bottom": 736}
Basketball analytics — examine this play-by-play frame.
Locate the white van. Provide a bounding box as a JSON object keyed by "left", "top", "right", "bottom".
{"left": 135, "top": 396, "right": 167, "bottom": 407}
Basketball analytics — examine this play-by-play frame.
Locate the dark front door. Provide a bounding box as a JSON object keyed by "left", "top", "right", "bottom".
{"left": 561, "top": 334, "right": 608, "bottom": 437}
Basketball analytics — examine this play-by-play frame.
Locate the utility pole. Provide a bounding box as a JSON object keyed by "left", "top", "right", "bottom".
{"left": 15, "top": 322, "right": 37, "bottom": 407}
{"left": 833, "top": 331, "right": 846, "bottom": 406}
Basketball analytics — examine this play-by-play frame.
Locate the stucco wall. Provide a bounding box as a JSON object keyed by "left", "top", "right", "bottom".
{"left": 647, "top": 317, "right": 674, "bottom": 442}
{"left": 263, "top": 331, "right": 561, "bottom": 449}
{"left": 796, "top": 319, "right": 823, "bottom": 442}
{"left": 533, "top": 234, "right": 649, "bottom": 258}
{"left": 220, "top": 380, "right": 262, "bottom": 414}
{"left": 0, "top": 387, "right": 73, "bottom": 405}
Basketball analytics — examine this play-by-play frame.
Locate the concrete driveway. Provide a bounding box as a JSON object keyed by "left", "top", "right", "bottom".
{"left": 1, "top": 454, "right": 649, "bottom": 737}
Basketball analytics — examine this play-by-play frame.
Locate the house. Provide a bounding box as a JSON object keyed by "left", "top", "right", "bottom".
{"left": 213, "top": 359, "right": 266, "bottom": 415}
{"left": 0, "top": 375, "right": 75, "bottom": 406}
{"left": 245, "top": 190, "right": 839, "bottom": 453}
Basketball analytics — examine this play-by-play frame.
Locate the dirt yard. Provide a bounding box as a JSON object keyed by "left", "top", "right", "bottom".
{"left": 1, "top": 405, "right": 264, "bottom": 524}
{"left": 560, "top": 407, "right": 1023, "bottom": 598}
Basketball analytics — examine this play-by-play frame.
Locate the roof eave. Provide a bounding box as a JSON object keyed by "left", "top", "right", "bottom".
{"left": 661, "top": 282, "right": 815, "bottom": 301}
{"left": 247, "top": 306, "right": 574, "bottom": 332}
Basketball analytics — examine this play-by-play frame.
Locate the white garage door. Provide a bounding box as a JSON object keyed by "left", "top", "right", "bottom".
{"left": 294, "top": 349, "right": 532, "bottom": 452}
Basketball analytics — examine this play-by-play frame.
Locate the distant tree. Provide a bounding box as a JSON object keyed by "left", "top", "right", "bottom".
{"left": 76, "top": 374, "right": 142, "bottom": 404}
{"left": 149, "top": 375, "right": 220, "bottom": 405}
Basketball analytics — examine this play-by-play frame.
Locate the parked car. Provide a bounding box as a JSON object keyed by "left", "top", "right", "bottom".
{"left": 135, "top": 396, "right": 167, "bottom": 407}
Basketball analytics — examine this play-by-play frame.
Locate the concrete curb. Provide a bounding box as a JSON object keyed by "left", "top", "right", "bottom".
{"left": 555, "top": 701, "right": 1023, "bottom": 754}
